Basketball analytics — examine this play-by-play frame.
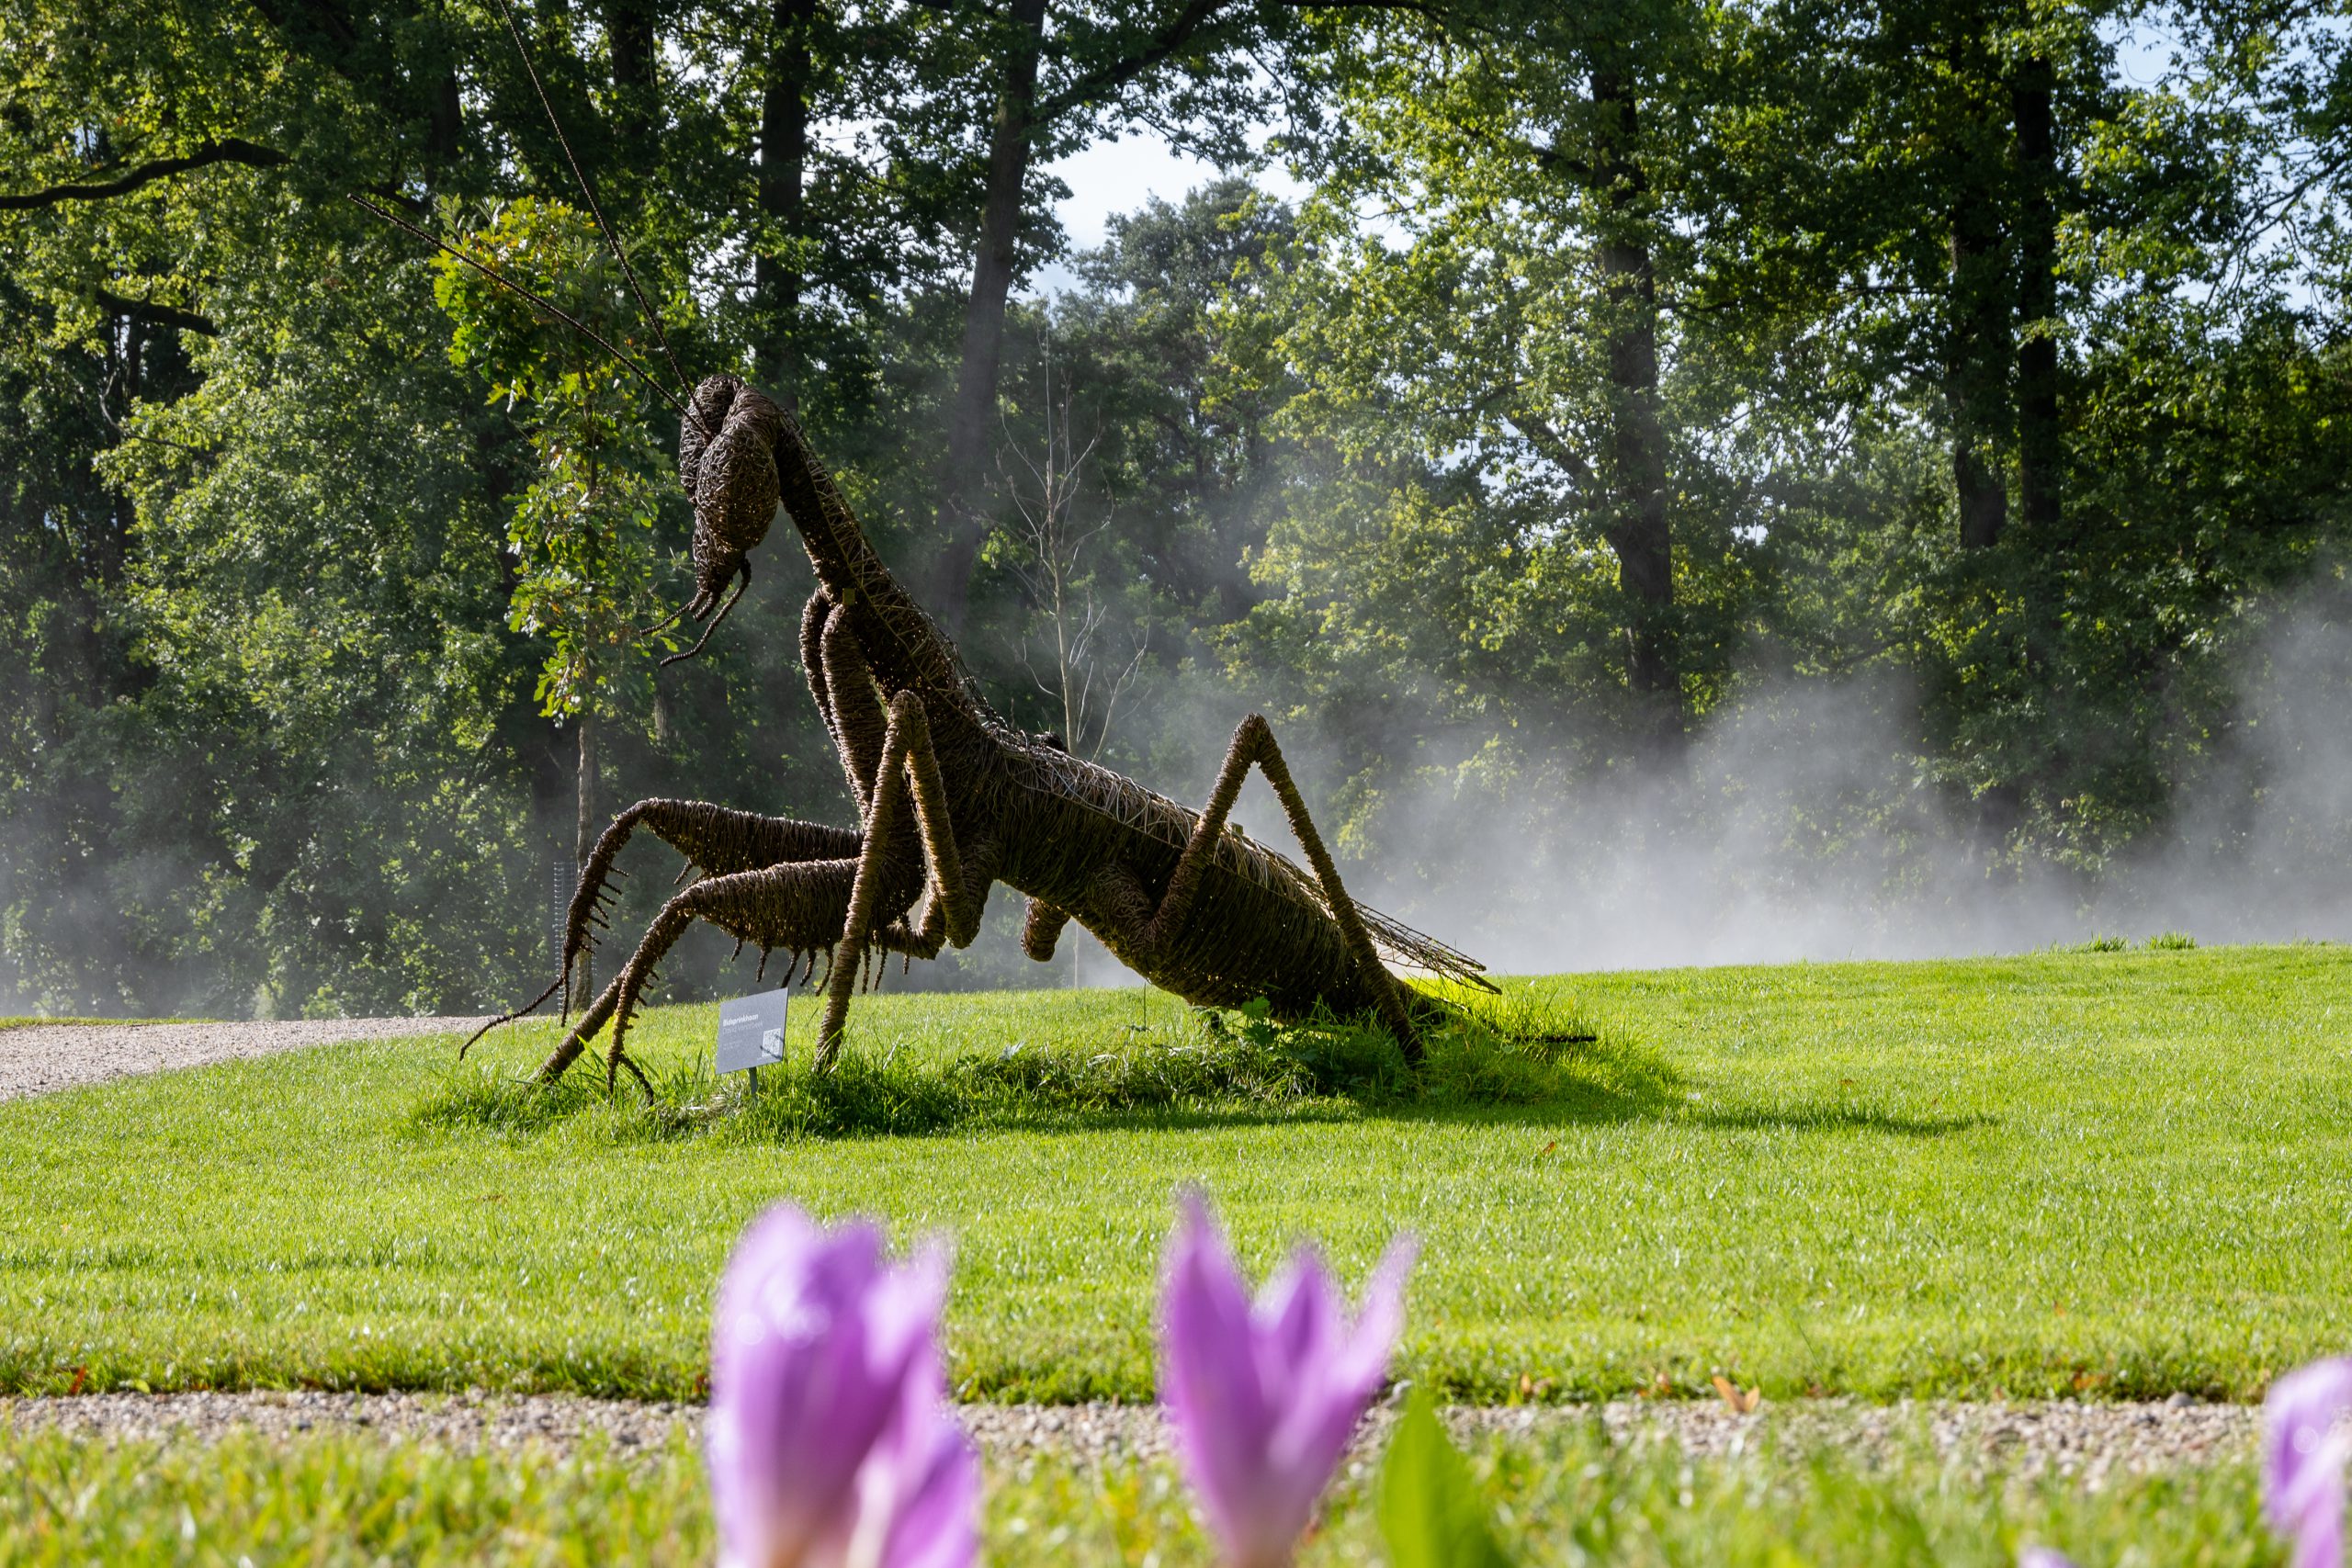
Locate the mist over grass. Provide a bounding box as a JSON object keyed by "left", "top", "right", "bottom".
{"left": 8, "top": 584, "right": 2345, "bottom": 1019}
{"left": 1309, "top": 587, "right": 2352, "bottom": 976}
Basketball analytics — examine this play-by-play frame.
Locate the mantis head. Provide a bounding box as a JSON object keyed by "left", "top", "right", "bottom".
{"left": 661, "top": 373, "right": 781, "bottom": 664}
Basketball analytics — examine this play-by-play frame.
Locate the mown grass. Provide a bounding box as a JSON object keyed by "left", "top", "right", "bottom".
{"left": 1, "top": 944, "right": 2348, "bottom": 1404}
{"left": 0, "top": 1415, "right": 2269, "bottom": 1566}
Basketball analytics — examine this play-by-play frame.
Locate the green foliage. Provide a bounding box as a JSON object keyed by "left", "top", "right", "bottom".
{"left": 3, "top": 0, "right": 2350, "bottom": 1013}
{"left": 2054, "top": 935, "right": 2130, "bottom": 953}
{"left": 0, "top": 1413, "right": 2276, "bottom": 1566}
{"left": 1378, "top": 1388, "right": 1515, "bottom": 1568}
{"left": 433, "top": 197, "right": 673, "bottom": 722}
{"left": 0, "top": 1426, "right": 716, "bottom": 1565}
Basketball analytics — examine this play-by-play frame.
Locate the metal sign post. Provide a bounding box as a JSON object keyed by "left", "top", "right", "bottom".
{"left": 717, "top": 987, "right": 789, "bottom": 1097}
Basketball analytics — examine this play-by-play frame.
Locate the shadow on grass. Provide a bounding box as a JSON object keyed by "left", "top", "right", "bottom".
{"left": 1689, "top": 1104, "right": 1997, "bottom": 1137}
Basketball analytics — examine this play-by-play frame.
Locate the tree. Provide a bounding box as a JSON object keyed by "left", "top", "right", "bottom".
{"left": 905, "top": 0, "right": 1307, "bottom": 634}
{"left": 974, "top": 180, "right": 1302, "bottom": 777}
{"left": 1244, "top": 0, "right": 1739, "bottom": 753}
{"left": 999, "top": 344, "right": 1149, "bottom": 761}
{"left": 434, "top": 198, "right": 677, "bottom": 1007}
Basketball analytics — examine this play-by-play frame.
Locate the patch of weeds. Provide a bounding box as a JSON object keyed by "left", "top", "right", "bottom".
{"left": 724, "top": 1052, "right": 965, "bottom": 1141}
{"left": 1453, "top": 979, "right": 1600, "bottom": 1051}
{"left": 2145, "top": 931, "right": 2197, "bottom": 951}
{"left": 412, "top": 1062, "right": 602, "bottom": 1135}
{"left": 1202, "top": 998, "right": 1412, "bottom": 1098}
{"left": 2052, "top": 935, "right": 2130, "bottom": 953}
{"left": 413, "top": 1051, "right": 715, "bottom": 1144}
{"left": 1419, "top": 980, "right": 1683, "bottom": 1114}
{"left": 410, "top": 984, "right": 1653, "bottom": 1144}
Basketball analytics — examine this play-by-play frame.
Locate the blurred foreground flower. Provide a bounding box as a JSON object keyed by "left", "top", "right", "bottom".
{"left": 707, "top": 1204, "right": 976, "bottom": 1568}
{"left": 2022, "top": 1354, "right": 2352, "bottom": 1568}
{"left": 1159, "top": 1189, "right": 1417, "bottom": 1568}
{"left": 2267, "top": 1356, "right": 2352, "bottom": 1568}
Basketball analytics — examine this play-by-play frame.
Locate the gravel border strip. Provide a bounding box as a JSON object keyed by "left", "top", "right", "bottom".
{"left": 0, "top": 1018, "right": 485, "bottom": 1102}
{"left": 0, "top": 1393, "right": 2258, "bottom": 1483}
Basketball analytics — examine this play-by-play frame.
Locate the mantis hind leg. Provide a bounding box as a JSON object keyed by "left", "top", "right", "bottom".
{"left": 535, "top": 856, "right": 872, "bottom": 1089}
{"left": 463, "top": 800, "right": 863, "bottom": 1056}
{"left": 1144, "top": 714, "right": 1425, "bottom": 1062}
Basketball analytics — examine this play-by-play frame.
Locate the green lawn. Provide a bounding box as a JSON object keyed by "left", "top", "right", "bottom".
{"left": 0, "top": 1415, "right": 2270, "bottom": 1566}
{"left": 2, "top": 944, "right": 2348, "bottom": 1404}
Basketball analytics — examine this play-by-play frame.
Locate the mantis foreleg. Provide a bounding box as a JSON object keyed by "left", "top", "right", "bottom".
{"left": 816, "top": 690, "right": 996, "bottom": 1069}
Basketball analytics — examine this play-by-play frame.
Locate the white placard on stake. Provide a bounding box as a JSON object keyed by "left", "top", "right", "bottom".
{"left": 717, "top": 988, "right": 789, "bottom": 1077}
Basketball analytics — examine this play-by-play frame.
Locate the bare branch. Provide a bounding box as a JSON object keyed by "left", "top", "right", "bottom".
{"left": 1000, "top": 343, "right": 1149, "bottom": 756}
{"left": 0, "top": 139, "right": 288, "bottom": 212}
{"left": 1029, "top": 0, "right": 1238, "bottom": 128}
{"left": 1510, "top": 407, "right": 1597, "bottom": 486}
{"left": 93, "top": 287, "right": 217, "bottom": 336}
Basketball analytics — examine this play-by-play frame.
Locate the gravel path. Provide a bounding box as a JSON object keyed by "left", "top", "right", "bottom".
{"left": 0, "top": 1017, "right": 485, "bottom": 1102}
{"left": 0, "top": 1393, "right": 2259, "bottom": 1483}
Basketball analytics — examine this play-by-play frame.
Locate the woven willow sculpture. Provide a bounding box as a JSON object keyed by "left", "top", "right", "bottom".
{"left": 464, "top": 374, "right": 1494, "bottom": 1089}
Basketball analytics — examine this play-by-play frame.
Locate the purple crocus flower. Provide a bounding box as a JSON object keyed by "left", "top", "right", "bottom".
{"left": 2266, "top": 1356, "right": 2352, "bottom": 1568}
{"left": 2016, "top": 1549, "right": 2083, "bottom": 1568}
{"left": 1159, "top": 1189, "right": 1417, "bottom": 1568}
{"left": 706, "top": 1204, "right": 976, "bottom": 1568}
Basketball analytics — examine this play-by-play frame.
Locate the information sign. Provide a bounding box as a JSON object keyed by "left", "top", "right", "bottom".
{"left": 716, "top": 987, "right": 789, "bottom": 1076}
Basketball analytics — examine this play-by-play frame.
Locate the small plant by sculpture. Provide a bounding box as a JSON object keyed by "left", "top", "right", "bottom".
{"left": 370, "top": 3, "right": 1492, "bottom": 1091}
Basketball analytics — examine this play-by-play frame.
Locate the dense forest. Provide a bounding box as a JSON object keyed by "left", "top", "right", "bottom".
{"left": 3, "top": 0, "right": 2348, "bottom": 1018}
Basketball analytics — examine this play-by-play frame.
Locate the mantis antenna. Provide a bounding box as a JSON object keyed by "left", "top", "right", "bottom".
{"left": 661, "top": 560, "right": 752, "bottom": 666}
{"left": 489, "top": 0, "right": 693, "bottom": 407}
{"left": 347, "top": 192, "right": 686, "bottom": 419}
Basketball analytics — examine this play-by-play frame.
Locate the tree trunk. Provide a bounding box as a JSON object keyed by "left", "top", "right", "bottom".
{"left": 755, "top": 0, "right": 816, "bottom": 393}
{"left": 1946, "top": 197, "right": 2012, "bottom": 550}
{"left": 2010, "top": 55, "right": 2062, "bottom": 539}
{"left": 604, "top": 0, "right": 658, "bottom": 154}
{"left": 426, "top": 67, "right": 463, "bottom": 166}
{"left": 571, "top": 714, "right": 598, "bottom": 1011}
{"left": 932, "top": 0, "right": 1049, "bottom": 635}
{"left": 1589, "top": 66, "right": 1679, "bottom": 735}
{"left": 1939, "top": 7, "right": 2015, "bottom": 554}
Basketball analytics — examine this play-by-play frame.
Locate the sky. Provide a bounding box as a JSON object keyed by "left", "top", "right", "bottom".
{"left": 1027, "top": 128, "right": 1307, "bottom": 296}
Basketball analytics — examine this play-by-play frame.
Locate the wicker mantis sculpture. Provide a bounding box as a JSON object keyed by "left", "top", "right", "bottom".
{"left": 492, "top": 372, "right": 1493, "bottom": 1087}
{"left": 390, "top": 6, "right": 1491, "bottom": 1091}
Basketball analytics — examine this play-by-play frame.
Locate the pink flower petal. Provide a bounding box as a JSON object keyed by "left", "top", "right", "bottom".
{"left": 1162, "top": 1191, "right": 1281, "bottom": 1560}
{"left": 875, "top": 1416, "right": 978, "bottom": 1568}
{"left": 2017, "top": 1549, "right": 2084, "bottom": 1568}
{"left": 1159, "top": 1191, "right": 1416, "bottom": 1568}
{"left": 2266, "top": 1357, "right": 2352, "bottom": 1568}
{"left": 707, "top": 1204, "right": 969, "bottom": 1568}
